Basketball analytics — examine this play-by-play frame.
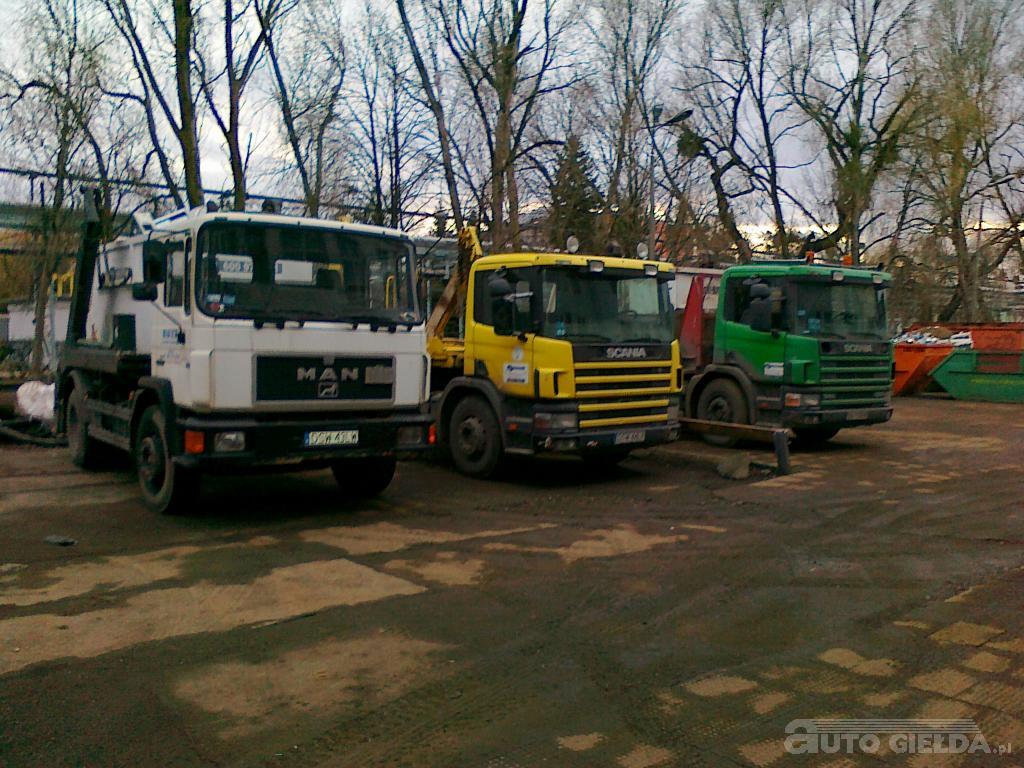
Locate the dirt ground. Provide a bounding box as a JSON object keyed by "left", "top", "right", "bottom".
{"left": 2, "top": 398, "right": 1024, "bottom": 767}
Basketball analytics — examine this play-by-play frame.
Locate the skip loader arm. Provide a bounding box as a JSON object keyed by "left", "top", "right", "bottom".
{"left": 425, "top": 226, "right": 483, "bottom": 368}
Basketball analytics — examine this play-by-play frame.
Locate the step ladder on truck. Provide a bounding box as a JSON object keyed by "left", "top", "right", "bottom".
{"left": 425, "top": 228, "right": 684, "bottom": 477}
{"left": 674, "top": 258, "right": 894, "bottom": 449}
{"left": 56, "top": 190, "right": 432, "bottom": 514}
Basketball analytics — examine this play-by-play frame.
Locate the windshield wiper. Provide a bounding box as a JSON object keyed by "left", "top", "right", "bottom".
{"left": 565, "top": 333, "right": 613, "bottom": 342}
{"left": 620, "top": 337, "right": 667, "bottom": 343}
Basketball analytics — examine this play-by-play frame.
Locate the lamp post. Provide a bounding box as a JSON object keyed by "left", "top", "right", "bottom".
{"left": 647, "top": 105, "right": 663, "bottom": 259}
{"left": 647, "top": 107, "right": 693, "bottom": 260}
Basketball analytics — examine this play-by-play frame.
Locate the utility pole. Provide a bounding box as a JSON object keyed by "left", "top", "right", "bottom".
{"left": 647, "top": 105, "right": 663, "bottom": 259}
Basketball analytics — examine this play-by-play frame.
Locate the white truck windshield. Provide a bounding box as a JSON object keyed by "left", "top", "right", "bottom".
{"left": 195, "top": 223, "right": 418, "bottom": 324}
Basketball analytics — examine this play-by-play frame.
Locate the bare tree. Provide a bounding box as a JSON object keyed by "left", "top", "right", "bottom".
{"left": 783, "top": 0, "right": 922, "bottom": 263}
{"left": 395, "top": 0, "right": 464, "bottom": 230}
{"left": 98, "top": 0, "right": 204, "bottom": 206}
{"left": 588, "top": 0, "right": 683, "bottom": 253}
{"left": 194, "top": 0, "right": 269, "bottom": 210}
{"left": 430, "top": 0, "right": 570, "bottom": 250}
{"left": 910, "top": 0, "right": 1024, "bottom": 319}
{"left": 1, "top": 0, "right": 101, "bottom": 373}
{"left": 256, "top": 0, "right": 346, "bottom": 216}
{"left": 346, "top": 6, "right": 436, "bottom": 229}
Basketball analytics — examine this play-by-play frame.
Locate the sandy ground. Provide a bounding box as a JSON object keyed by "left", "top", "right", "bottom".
{"left": 1, "top": 398, "right": 1024, "bottom": 767}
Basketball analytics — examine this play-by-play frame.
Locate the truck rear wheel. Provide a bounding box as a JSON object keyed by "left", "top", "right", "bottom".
{"left": 448, "top": 396, "right": 503, "bottom": 478}
{"left": 331, "top": 456, "right": 396, "bottom": 498}
{"left": 66, "top": 387, "right": 107, "bottom": 470}
{"left": 134, "top": 406, "right": 199, "bottom": 515}
{"left": 697, "top": 379, "right": 748, "bottom": 448}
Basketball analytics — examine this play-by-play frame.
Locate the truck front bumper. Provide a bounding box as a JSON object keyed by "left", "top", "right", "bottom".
{"left": 784, "top": 406, "right": 893, "bottom": 428}
{"left": 172, "top": 409, "right": 433, "bottom": 472}
{"left": 531, "top": 423, "right": 680, "bottom": 454}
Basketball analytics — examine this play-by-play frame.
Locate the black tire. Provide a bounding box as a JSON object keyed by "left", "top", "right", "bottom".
{"left": 134, "top": 406, "right": 199, "bottom": 515}
{"left": 793, "top": 427, "right": 840, "bottom": 448}
{"left": 582, "top": 449, "right": 631, "bottom": 470}
{"left": 696, "top": 378, "right": 749, "bottom": 448}
{"left": 66, "top": 387, "right": 107, "bottom": 470}
{"left": 331, "top": 456, "right": 397, "bottom": 498}
{"left": 447, "top": 396, "right": 503, "bottom": 478}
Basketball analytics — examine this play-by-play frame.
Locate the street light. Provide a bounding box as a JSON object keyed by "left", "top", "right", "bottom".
{"left": 648, "top": 107, "right": 693, "bottom": 259}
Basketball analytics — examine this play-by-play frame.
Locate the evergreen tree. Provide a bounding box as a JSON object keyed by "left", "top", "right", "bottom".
{"left": 547, "top": 135, "right": 602, "bottom": 253}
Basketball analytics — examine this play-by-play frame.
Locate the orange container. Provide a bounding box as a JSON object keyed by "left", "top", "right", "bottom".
{"left": 893, "top": 343, "right": 954, "bottom": 395}
{"left": 908, "top": 323, "right": 1024, "bottom": 351}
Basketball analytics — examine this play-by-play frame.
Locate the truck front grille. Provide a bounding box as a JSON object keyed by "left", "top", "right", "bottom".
{"left": 255, "top": 355, "right": 394, "bottom": 403}
{"left": 574, "top": 361, "right": 674, "bottom": 428}
{"left": 819, "top": 354, "right": 891, "bottom": 408}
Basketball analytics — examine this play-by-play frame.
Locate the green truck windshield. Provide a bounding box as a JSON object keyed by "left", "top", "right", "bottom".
{"left": 195, "top": 223, "right": 418, "bottom": 323}
{"left": 540, "top": 268, "right": 674, "bottom": 343}
{"left": 793, "top": 281, "right": 887, "bottom": 340}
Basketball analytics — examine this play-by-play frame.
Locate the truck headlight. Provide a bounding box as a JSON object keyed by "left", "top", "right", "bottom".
{"left": 213, "top": 431, "right": 245, "bottom": 452}
{"left": 533, "top": 412, "right": 577, "bottom": 431}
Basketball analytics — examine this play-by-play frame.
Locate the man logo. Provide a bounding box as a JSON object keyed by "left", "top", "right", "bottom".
{"left": 297, "top": 367, "right": 316, "bottom": 382}
{"left": 606, "top": 347, "right": 647, "bottom": 360}
{"left": 318, "top": 381, "right": 339, "bottom": 398}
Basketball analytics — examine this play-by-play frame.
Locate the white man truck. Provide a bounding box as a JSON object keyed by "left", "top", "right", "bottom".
{"left": 56, "top": 191, "right": 432, "bottom": 514}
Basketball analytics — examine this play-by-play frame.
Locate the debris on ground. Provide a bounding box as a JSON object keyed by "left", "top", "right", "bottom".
{"left": 43, "top": 535, "right": 77, "bottom": 547}
{"left": 15, "top": 381, "right": 56, "bottom": 422}
{"left": 716, "top": 454, "right": 751, "bottom": 480}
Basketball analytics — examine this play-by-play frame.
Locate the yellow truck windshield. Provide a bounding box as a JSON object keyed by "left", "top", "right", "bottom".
{"left": 540, "top": 267, "right": 674, "bottom": 343}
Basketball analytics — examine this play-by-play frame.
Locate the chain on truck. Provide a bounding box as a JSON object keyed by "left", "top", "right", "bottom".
{"left": 56, "top": 189, "right": 432, "bottom": 514}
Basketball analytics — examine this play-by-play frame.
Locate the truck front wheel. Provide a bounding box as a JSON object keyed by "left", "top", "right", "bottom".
{"left": 134, "top": 406, "right": 199, "bottom": 515}
{"left": 331, "top": 456, "right": 396, "bottom": 498}
{"left": 448, "top": 396, "right": 503, "bottom": 478}
{"left": 66, "top": 387, "right": 107, "bottom": 470}
{"left": 697, "top": 379, "right": 748, "bottom": 448}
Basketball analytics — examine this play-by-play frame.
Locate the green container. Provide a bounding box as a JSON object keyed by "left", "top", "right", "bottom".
{"left": 931, "top": 349, "right": 1024, "bottom": 403}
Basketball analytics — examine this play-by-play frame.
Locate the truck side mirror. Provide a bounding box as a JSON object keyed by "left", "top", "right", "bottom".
{"left": 132, "top": 283, "right": 158, "bottom": 302}
{"left": 488, "top": 274, "right": 515, "bottom": 336}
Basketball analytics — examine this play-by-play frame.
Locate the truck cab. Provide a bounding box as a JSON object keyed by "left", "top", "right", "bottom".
{"left": 679, "top": 262, "right": 893, "bottom": 445}
{"left": 59, "top": 201, "right": 432, "bottom": 513}
{"left": 431, "top": 241, "right": 683, "bottom": 477}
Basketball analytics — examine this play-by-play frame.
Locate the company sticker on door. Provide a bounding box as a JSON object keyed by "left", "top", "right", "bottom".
{"left": 763, "top": 362, "right": 785, "bottom": 377}
{"left": 503, "top": 362, "right": 530, "bottom": 385}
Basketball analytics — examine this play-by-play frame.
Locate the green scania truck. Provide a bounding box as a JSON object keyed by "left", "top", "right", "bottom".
{"left": 676, "top": 260, "right": 893, "bottom": 446}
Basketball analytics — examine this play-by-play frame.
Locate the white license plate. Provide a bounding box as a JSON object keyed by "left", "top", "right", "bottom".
{"left": 846, "top": 410, "right": 870, "bottom": 421}
{"left": 614, "top": 430, "right": 646, "bottom": 445}
{"left": 304, "top": 429, "right": 359, "bottom": 447}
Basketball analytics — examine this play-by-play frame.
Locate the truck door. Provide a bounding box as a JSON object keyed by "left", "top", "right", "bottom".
{"left": 467, "top": 266, "right": 535, "bottom": 399}
{"left": 722, "top": 276, "right": 788, "bottom": 385}
{"left": 149, "top": 239, "right": 191, "bottom": 400}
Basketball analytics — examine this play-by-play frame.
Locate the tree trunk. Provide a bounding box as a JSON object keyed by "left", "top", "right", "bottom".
{"left": 395, "top": 0, "right": 463, "bottom": 230}
{"left": 174, "top": 0, "right": 203, "bottom": 207}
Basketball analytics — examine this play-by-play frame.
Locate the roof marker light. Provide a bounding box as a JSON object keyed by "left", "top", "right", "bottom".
{"left": 588, "top": 260, "right": 605, "bottom": 273}
{"left": 832, "top": 270, "right": 845, "bottom": 282}
{"left": 644, "top": 263, "right": 658, "bottom": 276}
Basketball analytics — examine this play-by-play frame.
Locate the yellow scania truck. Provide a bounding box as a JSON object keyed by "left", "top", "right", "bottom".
{"left": 427, "top": 229, "right": 683, "bottom": 477}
